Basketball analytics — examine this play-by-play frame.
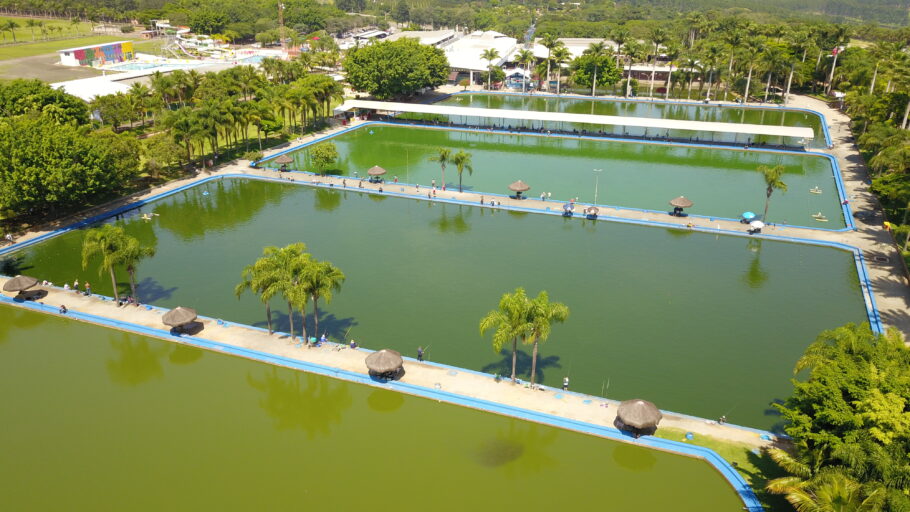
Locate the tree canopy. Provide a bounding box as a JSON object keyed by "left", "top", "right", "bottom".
{"left": 0, "top": 114, "right": 139, "bottom": 215}
{"left": 0, "top": 79, "right": 88, "bottom": 125}
{"left": 343, "top": 38, "right": 448, "bottom": 100}
{"left": 774, "top": 323, "right": 910, "bottom": 510}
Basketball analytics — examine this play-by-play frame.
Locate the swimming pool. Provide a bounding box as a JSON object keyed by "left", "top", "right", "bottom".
{"left": 106, "top": 61, "right": 208, "bottom": 72}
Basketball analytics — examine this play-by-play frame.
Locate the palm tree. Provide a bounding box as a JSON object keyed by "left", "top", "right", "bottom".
{"left": 128, "top": 83, "right": 150, "bottom": 126}
{"left": 551, "top": 46, "right": 571, "bottom": 95}
{"left": 765, "top": 448, "right": 884, "bottom": 512}
{"left": 739, "top": 38, "right": 765, "bottom": 102}
{"left": 868, "top": 41, "right": 900, "bottom": 95}
{"left": 759, "top": 42, "right": 792, "bottom": 103}
{"left": 452, "top": 150, "right": 473, "bottom": 193}
{"left": 25, "top": 19, "right": 38, "bottom": 41}
{"left": 583, "top": 41, "right": 608, "bottom": 97}
{"left": 1, "top": 20, "right": 19, "bottom": 42}
{"left": 516, "top": 48, "right": 535, "bottom": 93}
{"left": 825, "top": 25, "right": 851, "bottom": 94}
{"left": 540, "top": 33, "right": 561, "bottom": 91}
{"left": 479, "top": 288, "right": 532, "bottom": 382}
{"left": 162, "top": 107, "right": 198, "bottom": 166}
{"left": 525, "top": 291, "right": 569, "bottom": 385}
{"left": 481, "top": 48, "right": 500, "bottom": 91}
{"left": 303, "top": 260, "right": 345, "bottom": 339}
{"left": 119, "top": 236, "right": 156, "bottom": 302}
{"left": 663, "top": 42, "right": 682, "bottom": 100}
{"left": 81, "top": 224, "right": 129, "bottom": 302}
{"left": 758, "top": 164, "right": 787, "bottom": 222}
{"left": 647, "top": 27, "right": 668, "bottom": 97}
{"left": 721, "top": 27, "right": 746, "bottom": 101}
{"left": 235, "top": 254, "right": 282, "bottom": 335}
{"left": 622, "top": 40, "right": 646, "bottom": 97}
{"left": 611, "top": 27, "right": 630, "bottom": 68}
{"left": 429, "top": 147, "right": 452, "bottom": 190}
{"left": 265, "top": 243, "right": 310, "bottom": 341}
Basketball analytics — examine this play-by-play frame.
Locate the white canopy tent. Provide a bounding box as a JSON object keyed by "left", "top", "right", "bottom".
{"left": 334, "top": 100, "right": 815, "bottom": 142}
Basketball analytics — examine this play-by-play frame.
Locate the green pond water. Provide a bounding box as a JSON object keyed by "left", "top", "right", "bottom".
{"left": 268, "top": 125, "right": 845, "bottom": 229}
{"left": 7, "top": 179, "right": 867, "bottom": 429}
{"left": 0, "top": 306, "right": 744, "bottom": 511}
{"left": 434, "top": 93, "right": 827, "bottom": 148}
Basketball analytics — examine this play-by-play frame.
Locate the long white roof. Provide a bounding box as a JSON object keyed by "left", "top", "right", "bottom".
{"left": 334, "top": 100, "right": 816, "bottom": 140}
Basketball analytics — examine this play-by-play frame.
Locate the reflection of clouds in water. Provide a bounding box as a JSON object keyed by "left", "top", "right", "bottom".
{"left": 247, "top": 368, "right": 352, "bottom": 438}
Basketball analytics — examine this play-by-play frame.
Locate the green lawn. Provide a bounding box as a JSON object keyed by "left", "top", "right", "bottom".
{"left": 655, "top": 427, "right": 791, "bottom": 511}
{"left": 0, "top": 16, "right": 93, "bottom": 44}
{"left": 0, "top": 35, "right": 133, "bottom": 61}
{"left": 132, "top": 40, "right": 164, "bottom": 55}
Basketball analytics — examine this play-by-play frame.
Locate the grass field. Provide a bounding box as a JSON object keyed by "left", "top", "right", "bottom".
{"left": 0, "top": 15, "right": 93, "bottom": 43}
{"left": 0, "top": 35, "right": 134, "bottom": 61}
{"left": 132, "top": 40, "right": 164, "bottom": 55}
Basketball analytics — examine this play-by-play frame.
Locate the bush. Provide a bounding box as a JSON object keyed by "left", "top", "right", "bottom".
{"left": 120, "top": 25, "right": 135, "bottom": 33}
{"left": 241, "top": 150, "right": 264, "bottom": 162}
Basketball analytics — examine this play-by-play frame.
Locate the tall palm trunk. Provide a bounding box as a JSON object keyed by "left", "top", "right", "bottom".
{"left": 312, "top": 296, "right": 320, "bottom": 338}
{"left": 763, "top": 72, "right": 773, "bottom": 102}
{"left": 664, "top": 62, "right": 674, "bottom": 100}
{"left": 870, "top": 62, "right": 880, "bottom": 94}
{"left": 127, "top": 267, "right": 138, "bottom": 302}
{"left": 510, "top": 337, "right": 518, "bottom": 381}
{"left": 902, "top": 99, "right": 910, "bottom": 130}
{"left": 825, "top": 51, "right": 839, "bottom": 94}
{"left": 530, "top": 339, "right": 540, "bottom": 384}
{"left": 287, "top": 302, "right": 295, "bottom": 339}
{"left": 763, "top": 187, "right": 773, "bottom": 221}
{"left": 744, "top": 65, "right": 754, "bottom": 103}
{"left": 108, "top": 266, "right": 119, "bottom": 302}
{"left": 784, "top": 65, "right": 795, "bottom": 105}
{"left": 591, "top": 65, "right": 597, "bottom": 97}
{"left": 649, "top": 52, "right": 657, "bottom": 97}
{"left": 265, "top": 303, "right": 273, "bottom": 334}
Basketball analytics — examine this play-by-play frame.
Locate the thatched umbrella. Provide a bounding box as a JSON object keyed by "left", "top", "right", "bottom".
{"left": 3, "top": 275, "right": 38, "bottom": 293}
{"left": 617, "top": 399, "right": 662, "bottom": 430}
{"left": 508, "top": 180, "right": 530, "bottom": 192}
{"left": 367, "top": 165, "right": 387, "bottom": 176}
{"left": 669, "top": 196, "right": 693, "bottom": 208}
{"left": 365, "top": 349, "right": 403, "bottom": 374}
{"left": 162, "top": 306, "right": 197, "bottom": 327}
{"left": 669, "top": 196, "right": 693, "bottom": 217}
{"left": 273, "top": 154, "right": 293, "bottom": 165}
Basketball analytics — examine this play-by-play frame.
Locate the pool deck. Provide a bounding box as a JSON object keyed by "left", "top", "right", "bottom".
{"left": 0, "top": 277, "right": 779, "bottom": 453}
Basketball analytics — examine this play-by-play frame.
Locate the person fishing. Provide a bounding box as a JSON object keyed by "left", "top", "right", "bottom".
{"left": 417, "top": 346, "right": 424, "bottom": 361}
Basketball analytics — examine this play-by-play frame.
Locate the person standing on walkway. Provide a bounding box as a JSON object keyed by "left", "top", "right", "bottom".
{"left": 85, "top": 282, "right": 91, "bottom": 296}
{"left": 417, "top": 346, "right": 424, "bottom": 361}
{"left": 563, "top": 376, "right": 569, "bottom": 391}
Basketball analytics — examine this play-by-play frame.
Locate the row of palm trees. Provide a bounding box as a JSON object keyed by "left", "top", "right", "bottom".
{"left": 102, "top": 62, "right": 344, "bottom": 168}
{"left": 429, "top": 148, "right": 473, "bottom": 192}
{"left": 485, "top": 20, "right": 850, "bottom": 104}
{"left": 235, "top": 243, "right": 345, "bottom": 342}
{"left": 81, "top": 224, "right": 156, "bottom": 303}
{"left": 479, "top": 287, "right": 569, "bottom": 385}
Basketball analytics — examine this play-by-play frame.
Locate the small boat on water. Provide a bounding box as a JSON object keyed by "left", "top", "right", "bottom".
{"left": 809, "top": 186, "right": 822, "bottom": 194}
{"left": 811, "top": 212, "right": 828, "bottom": 222}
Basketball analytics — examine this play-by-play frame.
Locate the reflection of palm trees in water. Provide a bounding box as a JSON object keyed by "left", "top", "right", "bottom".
{"left": 105, "top": 335, "right": 169, "bottom": 386}
{"left": 743, "top": 239, "right": 768, "bottom": 289}
{"left": 472, "top": 420, "right": 559, "bottom": 475}
{"left": 246, "top": 368, "right": 352, "bottom": 437}
{"left": 431, "top": 205, "right": 471, "bottom": 234}
{"left": 155, "top": 180, "right": 290, "bottom": 241}
{"left": 0, "top": 306, "right": 45, "bottom": 343}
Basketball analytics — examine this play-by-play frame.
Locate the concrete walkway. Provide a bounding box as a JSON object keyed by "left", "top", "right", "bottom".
{"left": 0, "top": 277, "right": 778, "bottom": 450}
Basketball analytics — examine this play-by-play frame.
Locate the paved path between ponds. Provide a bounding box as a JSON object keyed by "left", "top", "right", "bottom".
{"left": 0, "top": 277, "right": 778, "bottom": 451}
{"left": 6, "top": 100, "right": 908, "bottom": 338}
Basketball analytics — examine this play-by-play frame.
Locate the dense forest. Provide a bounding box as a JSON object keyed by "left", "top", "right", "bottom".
{"left": 0, "top": 0, "right": 907, "bottom": 34}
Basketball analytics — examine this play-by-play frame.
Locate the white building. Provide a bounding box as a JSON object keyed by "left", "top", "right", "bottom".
{"left": 386, "top": 30, "right": 457, "bottom": 47}
{"left": 444, "top": 30, "right": 517, "bottom": 83}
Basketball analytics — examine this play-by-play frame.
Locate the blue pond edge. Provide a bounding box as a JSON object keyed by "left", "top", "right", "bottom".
{"left": 443, "top": 89, "right": 834, "bottom": 148}
{"left": 256, "top": 120, "right": 855, "bottom": 232}
{"left": 0, "top": 171, "right": 883, "bottom": 333}
{"left": 0, "top": 293, "right": 762, "bottom": 511}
